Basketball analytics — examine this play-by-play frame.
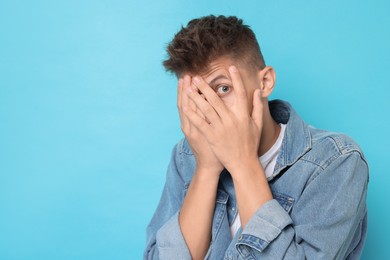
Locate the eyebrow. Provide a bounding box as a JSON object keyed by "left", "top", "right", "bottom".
{"left": 209, "top": 75, "right": 229, "bottom": 86}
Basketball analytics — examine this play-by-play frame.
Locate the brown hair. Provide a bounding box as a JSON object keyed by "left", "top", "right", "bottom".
{"left": 163, "top": 15, "right": 266, "bottom": 76}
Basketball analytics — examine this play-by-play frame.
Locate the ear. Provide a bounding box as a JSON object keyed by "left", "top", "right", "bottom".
{"left": 257, "top": 66, "right": 276, "bottom": 98}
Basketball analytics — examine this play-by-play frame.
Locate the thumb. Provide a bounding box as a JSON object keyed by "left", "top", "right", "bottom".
{"left": 251, "top": 89, "right": 263, "bottom": 129}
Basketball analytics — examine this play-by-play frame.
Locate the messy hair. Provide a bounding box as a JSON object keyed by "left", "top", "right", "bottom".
{"left": 163, "top": 15, "right": 266, "bottom": 76}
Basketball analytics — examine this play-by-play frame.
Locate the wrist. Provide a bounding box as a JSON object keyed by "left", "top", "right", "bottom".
{"left": 194, "top": 166, "right": 222, "bottom": 182}
{"left": 189, "top": 168, "right": 220, "bottom": 194}
{"left": 226, "top": 156, "right": 262, "bottom": 180}
{"left": 195, "top": 161, "right": 224, "bottom": 175}
{"left": 229, "top": 158, "right": 273, "bottom": 227}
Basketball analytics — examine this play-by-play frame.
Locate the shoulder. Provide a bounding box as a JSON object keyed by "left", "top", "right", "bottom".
{"left": 303, "top": 126, "right": 368, "bottom": 170}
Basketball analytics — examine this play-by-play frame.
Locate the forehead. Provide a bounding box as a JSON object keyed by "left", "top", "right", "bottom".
{"left": 201, "top": 56, "right": 258, "bottom": 85}
{"left": 178, "top": 56, "right": 235, "bottom": 82}
{"left": 184, "top": 57, "right": 234, "bottom": 84}
{"left": 179, "top": 56, "right": 253, "bottom": 82}
{"left": 200, "top": 56, "right": 234, "bottom": 82}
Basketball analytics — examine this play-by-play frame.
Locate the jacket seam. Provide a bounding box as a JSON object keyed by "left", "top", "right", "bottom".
{"left": 308, "top": 149, "right": 363, "bottom": 185}
{"left": 299, "top": 158, "right": 325, "bottom": 170}
{"left": 328, "top": 135, "right": 368, "bottom": 165}
{"left": 307, "top": 135, "right": 357, "bottom": 184}
{"left": 175, "top": 140, "right": 188, "bottom": 186}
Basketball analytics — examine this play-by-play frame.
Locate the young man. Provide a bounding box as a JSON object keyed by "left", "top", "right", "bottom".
{"left": 144, "top": 15, "right": 369, "bottom": 260}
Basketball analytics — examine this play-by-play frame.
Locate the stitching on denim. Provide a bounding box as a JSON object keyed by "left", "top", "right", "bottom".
{"left": 211, "top": 203, "right": 227, "bottom": 248}
{"left": 175, "top": 140, "right": 187, "bottom": 186}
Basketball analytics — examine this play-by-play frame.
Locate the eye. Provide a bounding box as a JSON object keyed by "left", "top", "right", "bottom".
{"left": 216, "top": 85, "right": 231, "bottom": 96}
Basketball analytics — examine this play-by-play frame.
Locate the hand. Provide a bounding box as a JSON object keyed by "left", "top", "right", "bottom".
{"left": 178, "top": 75, "right": 224, "bottom": 174}
{"left": 183, "top": 66, "right": 263, "bottom": 174}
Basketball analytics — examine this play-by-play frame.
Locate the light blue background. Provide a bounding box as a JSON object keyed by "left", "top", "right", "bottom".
{"left": 0, "top": 0, "right": 388, "bottom": 259}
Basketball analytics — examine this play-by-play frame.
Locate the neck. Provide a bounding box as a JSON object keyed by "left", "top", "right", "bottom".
{"left": 258, "top": 105, "right": 281, "bottom": 157}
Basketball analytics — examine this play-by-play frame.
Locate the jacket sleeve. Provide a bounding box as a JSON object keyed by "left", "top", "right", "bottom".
{"left": 235, "top": 150, "right": 369, "bottom": 260}
{"left": 143, "top": 143, "right": 192, "bottom": 260}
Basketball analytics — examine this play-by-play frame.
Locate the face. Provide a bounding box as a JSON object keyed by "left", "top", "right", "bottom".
{"left": 184, "top": 56, "right": 268, "bottom": 112}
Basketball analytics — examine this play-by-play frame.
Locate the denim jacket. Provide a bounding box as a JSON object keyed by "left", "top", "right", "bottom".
{"left": 144, "top": 100, "right": 369, "bottom": 260}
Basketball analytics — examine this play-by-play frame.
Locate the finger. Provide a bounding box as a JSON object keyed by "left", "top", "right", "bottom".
{"left": 251, "top": 89, "right": 263, "bottom": 129}
{"left": 188, "top": 94, "right": 209, "bottom": 123}
{"left": 228, "top": 65, "right": 249, "bottom": 116}
{"left": 185, "top": 80, "right": 222, "bottom": 127}
{"left": 180, "top": 75, "right": 192, "bottom": 133}
{"left": 192, "top": 76, "right": 229, "bottom": 120}
{"left": 192, "top": 98, "right": 214, "bottom": 125}
{"left": 188, "top": 92, "right": 197, "bottom": 112}
{"left": 189, "top": 92, "right": 214, "bottom": 125}
{"left": 195, "top": 105, "right": 205, "bottom": 119}
{"left": 177, "top": 78, "right": 183, "bottom": 114}
{"left": 183, "top": 104, "right": 213, "bottom": 138}
{"left": 190, "top": 91, "right": 211, "bottom": 121}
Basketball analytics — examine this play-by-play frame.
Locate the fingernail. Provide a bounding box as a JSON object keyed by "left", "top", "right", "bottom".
{"left": 193, "top": 76, "right": 200, "bottom": 84}
{"left": 229, "top": 66, "right": 237, "bottom": 73}
{"left": 184, "top": 75, "right": 190, "bottom": 83}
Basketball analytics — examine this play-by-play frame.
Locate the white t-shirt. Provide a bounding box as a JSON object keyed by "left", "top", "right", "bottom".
{"left": 230, "top": 124, "right": 286, "bottom": 238}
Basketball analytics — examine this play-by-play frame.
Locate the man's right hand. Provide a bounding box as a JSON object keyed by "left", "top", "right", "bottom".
{"left": 178, "top": 75, "right": 223, "bottom": 259}
{"left": 178, "top": 75, "right": 224, "bottom": 175}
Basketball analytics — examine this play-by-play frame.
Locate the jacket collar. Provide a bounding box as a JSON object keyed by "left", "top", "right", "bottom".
{"left": 269, "top": 100, "right": 312, "bottom": 179}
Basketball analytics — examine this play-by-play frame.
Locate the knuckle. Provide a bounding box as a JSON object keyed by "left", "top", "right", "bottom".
{"left": 203, "top": 105, "right": 214, "bottom": 115}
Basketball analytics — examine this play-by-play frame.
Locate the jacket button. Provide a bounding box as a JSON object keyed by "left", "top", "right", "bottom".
{"left": 238, "top": 235, "right": 242, "bottom": 241}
